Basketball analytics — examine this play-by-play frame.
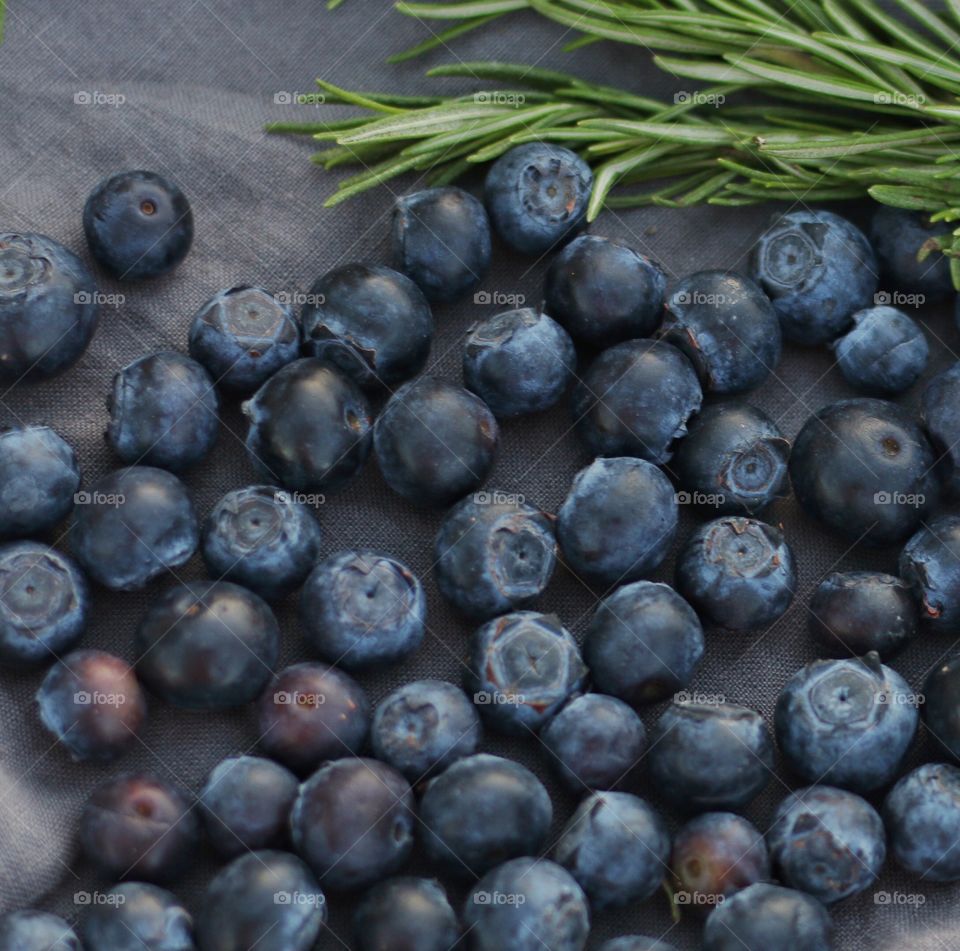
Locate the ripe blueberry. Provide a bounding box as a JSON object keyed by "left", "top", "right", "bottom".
{"left": 901, "top": 514, "right": 960, "bottom": 632}
{"left": 870, "top": 205, "right": 953, "bottom": 301}
{"left": 0, "top": 911, "right": 79, "bottom": 950}
{"left": 352, "top": 877, "right": 460, "bottom": 951}
{"left": 82, "top": 882, "right": 193, "bottom": 951}
{"left": 832, "top": 306, "right": 928, "bottom": 394}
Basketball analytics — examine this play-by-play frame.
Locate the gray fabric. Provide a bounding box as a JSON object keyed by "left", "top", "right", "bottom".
{"left": 0, "top": 1, "right": 957, "bottom": 948}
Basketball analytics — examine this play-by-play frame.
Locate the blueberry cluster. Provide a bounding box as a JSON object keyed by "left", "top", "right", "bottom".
{"left": 2, "top": 151, "right": 960, "bottom": 951}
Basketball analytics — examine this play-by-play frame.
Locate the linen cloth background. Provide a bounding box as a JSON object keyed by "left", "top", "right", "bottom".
{"left": 0, "top": 1, "right": 958, "bottom": 948}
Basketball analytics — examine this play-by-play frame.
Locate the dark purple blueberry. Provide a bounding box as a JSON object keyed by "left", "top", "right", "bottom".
{"left": 833, "top": 306, "right": 928, "bottom": 394}
{"left": 291, "top": 758, "right": 414, "bottom": 890}
{"left": 433, "top": 491, "right": 557, "bottom": 621}
{"left": 300, "top": 550, "right": 425, "bottom": 670}
{"left": 256, "top": 662, "right": 370, "bottom": 775}
{"left": 675, "top": 517, "right": 796, "bottom": 631}
{"left": 195, "top": 850, "right": 326, "bottom": 951}
{"left": 0, "top": 232, "right": 99, "bottom": 383}
{"left": 419, "top": 754, "right": 551, "bottom": 877}
{"left": 584, "top": 581, "right": 704, "bottom": 706}
{"left": 243, "top": 358, "right": 372, "bottom": 493}
{"left": 0, "top": 425, "right": 80, "bottom": 538}
{"left": 922, "top": 651, "right": 960, "bottom": 761}
{"left": 573, "top": 338, "right": 701, "bottom": 463}
{"left": 809, "top": 571, "right": 917, "bottom": 658}
{"left": 106, "top": 351, "right": 219, "bottom": 472}
{"left": 201, "top": 485, "right": 322, "bottom": 601}
{"left": 199, "top": 755, "right": 299, "bottom": 859}
{"left": 921, "top": 363, "right": 960, "bottom": 494}
{"left": 901, "top": 514, "right": 960, "bottom": 633}
{"left": 371, "top": 679, "right": 481, "bottom": 782}
{"left": 465, "top": 611, "right": 587, "bottom": 735}
{"left": 374, "top": 375, "right": 498, "bottom": 507}
{"left": 135, "top": 580, "right": 280, "bottom": 711}
{"left": 544, "top": 234, "right": 666, "bottom": 348}
{"left": 870, "top": 205, "right": 953, "bottom": 301}
{"left": 671, "top": 812, "right": 769, "bottom": 911}
{"left": 70, "top": 466, "right": 198, "bottom": 591}
{"left": 37, "top": 649, "right": 146, "bottom": 762}
{"left": 82, "top": 882, "right": 194, "bottom": 951}
{"left": 79, "top": 773, "right": 198, "bottom": 882}
{"left": 0, "top": 910, "right": 80, "bottom": 950}
{"left": 392, "top": 187, "right": 491, "bottom": 302}
{"left": 188, "top": 285, "right": 301, "bottom": 394}
{"left": 301, "top": 263, "right": 433, "bottom": 387}
{"left": 353, "top": 876, "right": 460, "bottom": 951}
{"left": 0, "top": 542, "right": 89, "bottom": 666}
{"left": 83, "top": 170, "right": 193, "bottom": 280}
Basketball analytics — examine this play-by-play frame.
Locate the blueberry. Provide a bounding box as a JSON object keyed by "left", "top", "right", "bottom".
{"left": 670, "top": 812, "right": 769, "bottom": 910}
{"left": 0, "top": 911, "right": 79, "bottom": 950}
{"left": 921, "top": 363, "right": 960, "bottom": 493}
{"left": 300, "top": 549, "right": 425, "bottom": 669}
{"left": 433, "top": 492, "right": 557, "bottom": 620}
{"left": 598, "top": 939, "right": 678, "bottom": 951}
{"left": 465, "top": 611, "right": 587, "bottom": 734}
{"left": 353, "top": 877, "right": 460, "bottom": 951}
{"left": 789, "top": 398, "right": 939, "bottom": 546}
{"left": 374, "top": 375, "right": 498, "bottom": 507}
{"left": 648, "top": 701, "right": 774, "bottom": 812}
{"left": 392, "top": 186, "right": 492, "bottom": 302}
{"left": 83, "top": 170, "right": 193, "bottom": 280}
{"left": 541, "top": 693, "right": 646, "bottom": 792}
{"left": 775, "top": 653, "right": 918, "bottom": 792}
{"left": 37, "top": 649, "right": 146, "bottom": 762}
{"left": 673, "top": 402, "right": 791, "bottom": 517}
{"left": 584, "top": 580, "right": 704, "bottom": 705}
{"left": 199, "top": 755, "right": 299, "bottom": 858}
{"left": 82, "top": 882, "right": 194, "bottom": 951}
{"left": 0, "top": 542, "right": 88, "bottom": 665}
{"left": 0, "top": 426, "right": 80, "bottom": 537}
{"left": 106, "top": 351, "right": 219, "bottom": 472}
{"left": 464, "top": 857, "right": 589, "bottom": 951}
{"left": 0, "top": 232, "right": 99, "bottom": 383}
{"left": 702, "top": 883, "right": 833, "bottom": 951}
{"left": 557, "top": 457, "right": 678, "bottom": 587}
{"left": 483, "top": 143, "right": 592, "bottom": 256}
{"left": 901, "top": 515, "right": 960, "bottom": 631}
{"left": 135, "top": 580, "right": 280, "bottom": 710}
{"left": 70, "top": 466, "right": 198, "bottom": 591}
{"left": 832, "top": 306, "right": 928, "bottom": 394}
{"left": 750, "top": 208, "right": 878, "bottom": 344}
{"left": 256, "top": 662, "right": 370, "bottom": 774}
{"left": 463, "top": 308, "right": 575, "bottom": 417}
{"left": 188, "top": 286, "right": 301, "bottom": 394}
{"left": 884, "top": 762, "right": 960, "bottom": 881}
{"left": 201, "top": 485, "right": 322, "bottom": 600}
{"left": 371, "top": 679, "right": 481, "bottom": 782}
{"left": 922, "top": 652, "right": 960, "bottom": 761}
{"left": 244, "top": 358, "right": 372, "bottom": 493}
{"left": 419, "top": 753, "right": 551, "bottom": 877}
{"left": 195, "top": 850, "right": 326, "bottom": 951}
{"left": 573, "top": 339, "right": 701, "bottom": 463}
{"left": 544, "top": 234, "right": 666, "bottom": 348}
{"left": 809, "top": 571, "right": 917, "bottom": 659}
{"left": 291, "top": 758, "right": 414, "bottom": 890}
{"left": 553, "top": 791, "right": 669, "bottom": 909}
{"left": 301, "top": 263, "right": 433, "bottom": 387}
{"left": 870, "top": 205, "right": 953, "bottom": 301}
{"left": 768, "top": 785, "right": 885, "bottom": 904}
{"left": 675, "top": 517, "right": 796, "bottom": 631}
{"left": 79, "top": 773, "right": 198, "bottom": 882}
{"left": 661, "top": 270, "right": 781, "bottom": 394}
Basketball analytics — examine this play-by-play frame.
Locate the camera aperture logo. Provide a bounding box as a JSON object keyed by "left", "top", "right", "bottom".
{"left": 473, "top": 490, "right": 524, "bottom": 506}
{"left": 274, "top": 690, "right": 326, "bottom": 707}
{"left": 675, "top": 490, "right": 726, "bottom": 508}
{"left": 74, "top": 290, "right": 125, "bottom": 308}
{"left": 874, "top": 290, "right": 925, "bottom": 308}
{"left": 473, "top": 290, "right": 525, "bottom": 307}
{"left": 74, "top": 91, "right": 126, "bottom": 108}
{"left": 474, "top": 690, "right": 525, "bottom": 707}
{"left": 74, "top": 491, "right": 125, "bottom": 508}
{"left": 74, "top": 690, "right": 128, "bottom": 708}
{"left": 274, "top": 490, "right": 325, "bottom": 508}
{"left": 874, "top": 890, "right": 925, "bottom": 906}
{"left": 473, "top": 891, "right": 526, "bottom": 905}
{"left": 674, "top": 890, "right": 724, "bottom": 907}
{"left": 674, "top": 690, "right": 726, "bottom": 707}
{"left": 75, "top": 891, "right": 125, "bottom": 906}
{"left": 873, "top": 491, "right": 925, "bottom": 508}
{"left": 274, "top": 891, "right": 326, "bottom": 906}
